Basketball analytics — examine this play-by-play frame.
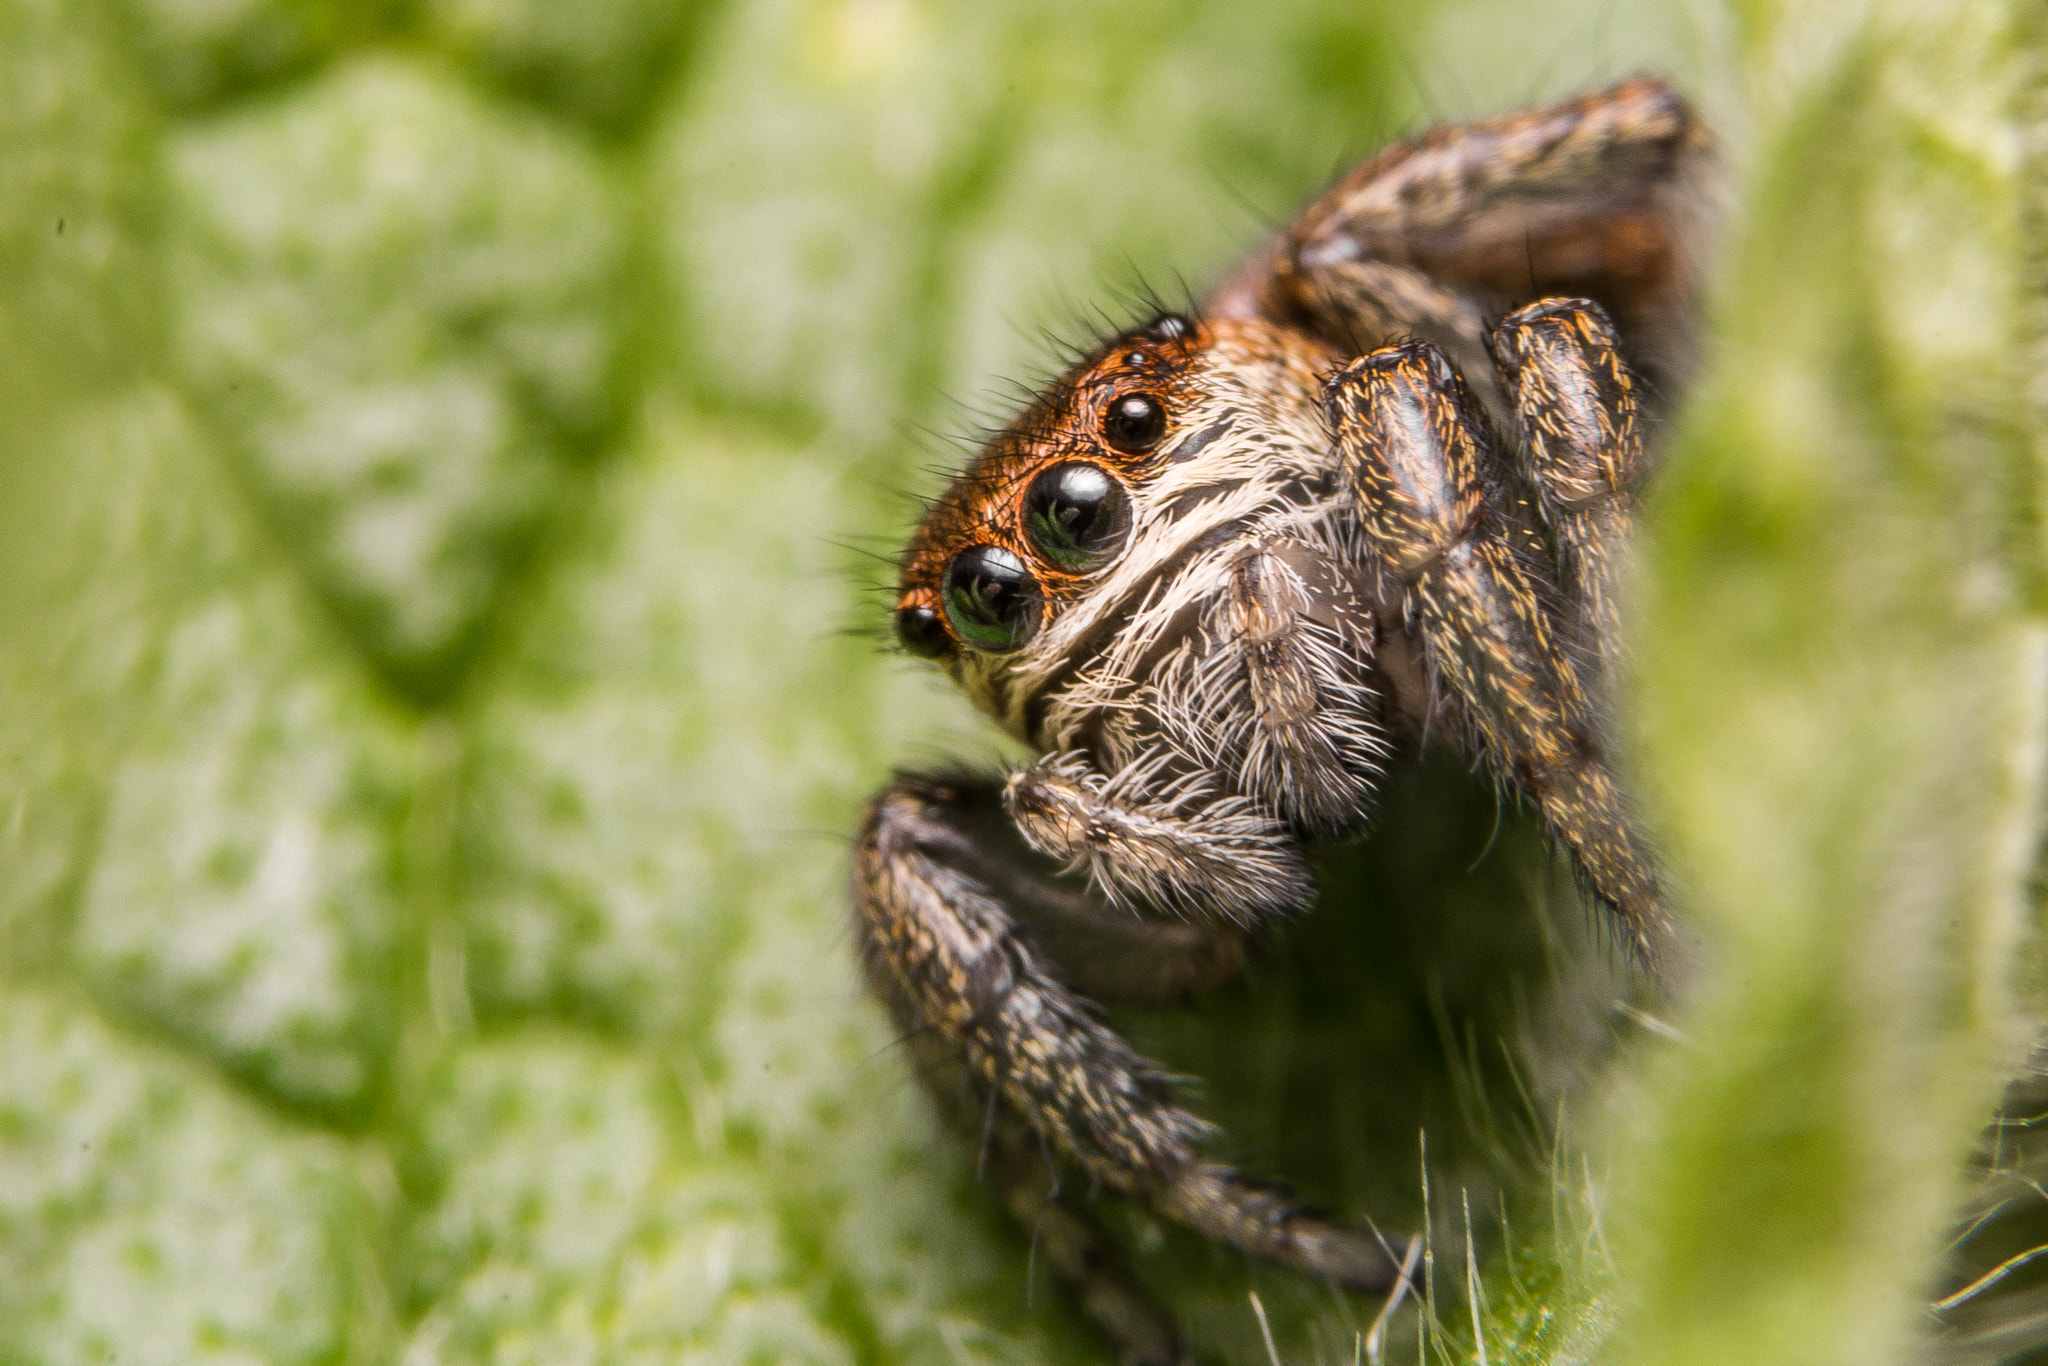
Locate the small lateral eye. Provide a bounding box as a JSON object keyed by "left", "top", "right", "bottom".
{"left": 1103, "top": 392, "right": 1166, "bottom": 454}
{"left": 893, "top": 603, "right": 952, "bottom": 658}
{"left": 1023, "top": 462, "right": 1131, "bottom": 572}
{"left": 1145, "top": 313, "right": 1190, "bottom": 341}
{"left": 942, "top": 544, "right": 1039, "bottom": 652}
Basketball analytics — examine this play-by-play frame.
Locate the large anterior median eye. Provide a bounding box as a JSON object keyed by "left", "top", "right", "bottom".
{"left": 1023, "top": 462, "right": 1131, "bottom": 571}
{"left": 942, "top": 544, "right": 1038, "bottom": 651}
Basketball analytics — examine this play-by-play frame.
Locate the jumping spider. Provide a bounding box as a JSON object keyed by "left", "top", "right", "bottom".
{"left": 856, "top": 79, "right": 1713, "bottom": 1364}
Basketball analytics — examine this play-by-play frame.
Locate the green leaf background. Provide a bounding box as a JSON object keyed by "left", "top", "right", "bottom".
{"left": 0, "top": 1, "right": 2039, "bottom": 1364}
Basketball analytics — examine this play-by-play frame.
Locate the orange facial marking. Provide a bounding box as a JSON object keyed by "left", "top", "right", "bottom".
{"left": 896, "top": 315, "right": 1213, "bottom": 634}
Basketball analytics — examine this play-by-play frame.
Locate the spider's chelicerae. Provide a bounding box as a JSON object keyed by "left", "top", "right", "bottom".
{"left": 856, "top": 79, "right": 1714, "bottom": 1364}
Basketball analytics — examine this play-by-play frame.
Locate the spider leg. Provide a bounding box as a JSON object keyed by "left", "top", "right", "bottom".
{"left": 856, "top": 773, "right": 1410, "bottom": 1359}
{"left": 1322, "top": 342, "right": 1669, "bottom": 965}
{"left": 1264, "top": 254, "right": 1503, "bottom": 410}
{"left": 1488, "top": 297, "right": 1645, "bottom": 678}
{"left": 1214, "top": 77, "right": 1711, "bottom": 399}
{"left": 877, "top": 980, "right": 1194, "bottom": 1366}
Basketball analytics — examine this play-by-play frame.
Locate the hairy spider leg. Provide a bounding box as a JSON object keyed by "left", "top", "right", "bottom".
{"left": 880, "top": 984, "right": 1193, "bottom": 1366}
{"left": 1488, "top": 297, "right": 1646, "bottom": 682}
{"left": 1324, "top": 342, "right": 1669, "bottom": 965}
{"left": 855, "top": 774, "right": 1410, "bottom": 1361}
{"left": 1216, "top": 76, "right": 1710, "bottom": 402}
{"left": 1276, "top": 254, "right": 1501, "bottom": 410}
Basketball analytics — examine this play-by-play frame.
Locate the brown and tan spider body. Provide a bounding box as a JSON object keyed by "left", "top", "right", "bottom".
{"left": 858, "top": 78, "right": 1714, "bottom": 1366}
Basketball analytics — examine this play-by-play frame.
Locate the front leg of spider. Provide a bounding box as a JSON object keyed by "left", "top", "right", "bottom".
{"left": 1237, "top": 76, "right": 1710, "bottom": 397}
{"left": 1489, "top": 296, "right": 1647, "bottom": 680}
{"left": 855, "top": 774, "right": 1408, "bottom": 1365}
{"left": 1323, "top": 338, "right": 1670, "bottom": 965}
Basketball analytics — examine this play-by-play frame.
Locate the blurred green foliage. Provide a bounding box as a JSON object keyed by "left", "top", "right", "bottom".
{"left": 0, "top": 1, "right": 2038, "bottom": 1364}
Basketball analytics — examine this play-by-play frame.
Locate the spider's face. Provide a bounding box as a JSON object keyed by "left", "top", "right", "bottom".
{"left": 894, "top": 313, "right": 1342, "bottom": 745}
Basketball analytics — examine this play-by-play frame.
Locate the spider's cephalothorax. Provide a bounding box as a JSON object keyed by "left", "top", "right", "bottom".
{"left": 857, "top": 78, "right": 1713, "bottom": 1366}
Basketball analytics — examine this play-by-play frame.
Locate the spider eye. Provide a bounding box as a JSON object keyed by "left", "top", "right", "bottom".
{"left": 942, "top": 545, "right": 1039, "bottom": 652}
{"left": 1103, "top": 393, "right": 1166, "bottom": 454}
{"left": 1023, "top": 462, "right": 1130, "bottom": 572}
{"left": 893, "top": 603, "right": 952, "bottom": 658}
